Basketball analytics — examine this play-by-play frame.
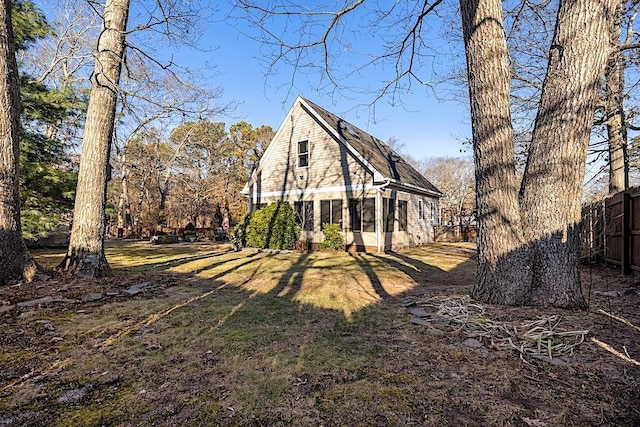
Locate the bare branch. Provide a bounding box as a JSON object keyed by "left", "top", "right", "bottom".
{"left": 235, "top": 0, "right": 445, "bottom": 105}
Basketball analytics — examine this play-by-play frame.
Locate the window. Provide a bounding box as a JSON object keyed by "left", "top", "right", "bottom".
{"left": 362, "top": 198, "right": 375, "bottom": 232}
{"left": 349, "top": 198, "right": 375, "bottom": 232}
{"left": 431, "top": 201, "right": 438, "bottom": 225}
{"left": 297, "top": 140, "right": 309, "bottom": 167}
{"left": 383, "top": 198, "right": 395, "bottom": 232}
{"left": 294, "top": 200, "right": 314, "bottom": 231}
{"left": 349, "top": 199, "right": 361, "bottom": 231}
{"left": 398, "top": 200, "right": 408, "bottom": 231}
{"left": 418, "top": 199, "right": 424, "bottom": 220}
{"left": 321, "top": 199, "right": 342, "bottom": 226}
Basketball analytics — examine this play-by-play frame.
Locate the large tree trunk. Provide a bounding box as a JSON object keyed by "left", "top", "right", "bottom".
{"left": 58, "top": 0, "right": 130, "bottom": 276}
{"left": 461, "top": 0, "right": 616, "bottom": 308}
{"left": 460, "top": 0, "right": 533, "bottom": 304}
{"left": 519, "top": 0, "right": 615, "bottom": 308}
{"left": 605, "top": 5, "right": 628, "bottom": 194}
{"left": 0, "top": 0, "right": 36, "bottom": 284}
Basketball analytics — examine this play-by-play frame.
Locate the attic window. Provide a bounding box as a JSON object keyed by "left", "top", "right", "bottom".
{"left": 298, "top": 140, "right": 309, "bottom": 167}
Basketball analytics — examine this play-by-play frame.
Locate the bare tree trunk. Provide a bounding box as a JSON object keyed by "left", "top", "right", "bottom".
{"left": 519, "top": 0, "right": 615, "bottom": 308}
{"left": 605, "top": 5, "right": 628, "bottom": 194}
{"left": 0, "top": 0, "right": 36, "bottom": 284}
{"left": 58, "top": 0, "right": 130, "bottom": 276}
{"left": 137, "top": 181, "right": 146, "bottom": 224}
{"left": 117, "top": 152, "right": 131, "bottom": 235}
{"left": 460, "top": 0, "right": 533, "bottom": 304}
{"left": 462, "top": 0, "right": 616, "bottom": 308}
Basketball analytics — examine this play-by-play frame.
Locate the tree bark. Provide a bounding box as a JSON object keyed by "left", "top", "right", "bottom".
{"left": 519, "top": 0, "right": 616, "bottom": 308}
{"left": 460, "top": 0, "right": 533, "bottom": 304}
{"left": 58, "top": 0, "right": 130, "bottom": 276}
{"left": 0, "top": 0, "right": 36, "bottom": 284}
{"left": 605, "top": 4, "right": 628, "bottom": 194}
{"left": 461, "top": 0, "right": 616, "bottom": 308}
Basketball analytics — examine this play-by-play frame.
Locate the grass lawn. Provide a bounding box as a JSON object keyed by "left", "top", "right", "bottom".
{"left": 0, "top": 241, "right": 638, "bottom": 426}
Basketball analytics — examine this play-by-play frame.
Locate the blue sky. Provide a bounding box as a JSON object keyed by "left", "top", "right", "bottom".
{"left": 34, "top": 0, "right": 471, "bottom": 161}
{"left": 185, "top": 2, "right": 472, "bottom": 162}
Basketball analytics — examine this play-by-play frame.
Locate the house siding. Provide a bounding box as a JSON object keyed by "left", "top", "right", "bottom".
{"left": 245, "top": 97, "right": 442, "bottom": 253}
{"left": 256, "top": 105, "right": 372, "bottom": 199}
{"left": 379, "top": 189, "right": 439, "bottom": 250}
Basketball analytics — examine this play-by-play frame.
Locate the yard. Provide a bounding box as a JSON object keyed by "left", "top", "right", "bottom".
{"left": 0, "top": 241, "right": 638, "bottom": 426}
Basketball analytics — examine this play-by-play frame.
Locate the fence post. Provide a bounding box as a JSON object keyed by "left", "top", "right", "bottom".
{"left": 622, "top": 192, "right": 632, "bottom": 275}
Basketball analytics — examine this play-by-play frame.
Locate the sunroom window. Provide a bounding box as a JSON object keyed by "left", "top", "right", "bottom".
{"left": 349, "top": 198, "right": 375, "bottom": 232}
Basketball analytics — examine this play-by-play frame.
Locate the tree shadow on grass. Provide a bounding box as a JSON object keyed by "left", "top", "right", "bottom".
{"left": 181, "top": 250, "right": 264, "bottom": 278}
{"left": 348, "top": 253, "right": 395, "bottom": 303}
{"left": 268, "top": 253, "right": 311, "bottom": 298}
{"left": 146, "top": 249, "right": 234, "bottom": 271}
{"left": 374, "top": 248, "right": 476, "bottom": 295}
{"left": 11, "top": 243, "right": 640, "bottom": 427}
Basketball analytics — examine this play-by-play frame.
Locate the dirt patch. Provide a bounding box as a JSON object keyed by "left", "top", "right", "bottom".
{"left": 0, "top": 244, "right": 639, "bottom": 426}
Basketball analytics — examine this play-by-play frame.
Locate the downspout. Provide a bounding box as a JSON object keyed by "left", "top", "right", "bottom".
{"left": 376, "top": 179, "right": 392, "bottom": 253}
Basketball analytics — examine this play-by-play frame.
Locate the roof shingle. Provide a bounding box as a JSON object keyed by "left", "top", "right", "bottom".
{"left": 301, "top": 98, "right": 442, "bottom": 196}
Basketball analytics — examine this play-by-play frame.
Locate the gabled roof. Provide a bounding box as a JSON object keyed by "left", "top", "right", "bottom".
{"left": 244, "top": 96, "right": 443, "bottom": 198}
{"left": 300, "top": 97, "right": 443, "bottom": 197}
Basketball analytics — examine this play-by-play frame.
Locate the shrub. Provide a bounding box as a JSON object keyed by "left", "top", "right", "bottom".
{"left": 231, "top": 213, "right": 252, "bottom": 249}
{"left": 321, "top": 223, "right": 345, "bottom": 250}
{"left": 237, "top": 202, "right": 301, "bottom": 250}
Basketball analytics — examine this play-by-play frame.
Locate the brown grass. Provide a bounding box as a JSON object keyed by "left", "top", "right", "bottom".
{"left": 0, "top": 241, "right": 638, "bottom": 426}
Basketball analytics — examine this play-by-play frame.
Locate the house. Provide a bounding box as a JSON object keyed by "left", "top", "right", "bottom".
{"left": 241, "top": 97, "right": 443, "bottom": 252}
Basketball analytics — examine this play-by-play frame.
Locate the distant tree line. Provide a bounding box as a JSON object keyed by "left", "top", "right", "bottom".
{"left": 0, "top": 0, "right": 271, "bottom": 282}
{"left": 109, "top": 120, "right": 273, "bottom": 236}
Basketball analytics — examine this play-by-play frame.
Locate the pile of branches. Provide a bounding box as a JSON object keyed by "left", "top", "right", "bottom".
{"left": 410, "top": 295, "right": 589, "bottom": 363}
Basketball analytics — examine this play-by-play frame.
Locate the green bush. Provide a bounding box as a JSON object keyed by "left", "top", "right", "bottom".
{"left": 321, "top": 223, "right": 345, "bottom": 250}
{"left": 238, "top": 202, "right": 301, "bottom": 250}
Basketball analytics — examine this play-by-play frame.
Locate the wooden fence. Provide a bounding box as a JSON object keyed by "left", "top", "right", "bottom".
{"left": 581, "top": 186, "right": 640, "bottom": 274}
{"left": 434, "top": 225, "right": 477, "bottom": 243}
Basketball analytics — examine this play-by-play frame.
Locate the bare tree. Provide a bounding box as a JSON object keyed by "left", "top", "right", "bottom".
{"left": 112, "top": 59, "right": 227, "bottom": 236}
{"left": 458, "top": 0, "right": 532, "bottom": 304}
{"left": 19, "top": 0, "right": 97, "bottom": 145}
{"left": 57, "top": 0, "right": 130, "bottom": 276}
{"left": 521, "top": 0, "right": 615, "bottom": 305}
{"left": 56, "top": 0, "right": 225, "bottom": 276}
{"left": 422, "top": 156, "right": 474, "bottom": 225}
{"left": 0, "top": 0, "right": 37, "bottom": 284}
{"left": 237, "top": 0, "right": 446, "bottom": 104}
{"left": 503, "top": 1, "right": 640, "bottom": 195}
{"left": 601, "top": 1, "right": 638, "bottom": 193}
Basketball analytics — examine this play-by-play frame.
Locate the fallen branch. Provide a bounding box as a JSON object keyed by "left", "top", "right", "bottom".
{"left": 591, "top": 337, "right": 640, "bottom": 366}
{"left": 412, "top": 296, "right": 590, "bottom": 363}
{"left": 2, "top": 358, "right": 71, "bottom": 391}
{"left": 596, "top": 309, "right": 640, "bottom": 334}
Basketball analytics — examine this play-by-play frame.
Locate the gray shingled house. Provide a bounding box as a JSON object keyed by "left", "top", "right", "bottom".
{"left": 241, "top": 97, "right": 443, "bottom": 252}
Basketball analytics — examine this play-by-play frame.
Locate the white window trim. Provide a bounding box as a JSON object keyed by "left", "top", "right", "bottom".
{"left": 297, "top": 140, "right": 309, "bottom": 168}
